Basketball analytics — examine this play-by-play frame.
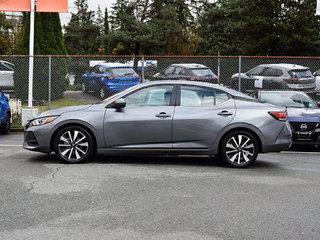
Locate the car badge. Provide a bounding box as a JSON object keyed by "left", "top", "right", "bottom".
{"left": 300, "top": 124, "right": 308, "bottom": 130}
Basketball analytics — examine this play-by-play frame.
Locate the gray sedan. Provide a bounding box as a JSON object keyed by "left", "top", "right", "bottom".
{"left": 23, "top": 81, "right": 292, "bottom": 168}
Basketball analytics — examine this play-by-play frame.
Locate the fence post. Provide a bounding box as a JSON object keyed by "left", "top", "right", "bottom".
{"left": 217, "top": 53, "right": 221, "bottom": 84}
{"left": 238, "top": 55, "right": 242, "bottom": 92}
{"left": 141, "top": 55, "right": 145, "bottom": 83}
{"left": 48, "top": 55, "right": 51, "bottom": 110}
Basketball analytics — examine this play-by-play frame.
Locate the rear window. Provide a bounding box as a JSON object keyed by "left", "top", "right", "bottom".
{"left": 190, "top": 68, "right": 214, "bottom": 77}
{"left": 289, "top": 69, "right": 312, "bottom": 78}
{"left": 109, "top": 68, "right": 136, "bottom": 76}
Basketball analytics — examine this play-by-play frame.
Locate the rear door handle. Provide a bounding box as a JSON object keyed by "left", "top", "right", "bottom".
{"left": 155, "top": 112, "right": 171, "bottom": 118}
{"left": 218, "top": 110, "right": 233, "bottom": 116}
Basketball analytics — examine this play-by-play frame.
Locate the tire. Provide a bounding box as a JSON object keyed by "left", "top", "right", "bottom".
{"left": 81, "top": 82, "right": 88, "bottom": 93}
{"left": 219, "top": 131, "right": 258, "bottom": 168}
{"left": 0, "top": 113, "right": 10, "bottom": 134}
{"left": 53, "top": 126, "right": 95, "bottom": 163}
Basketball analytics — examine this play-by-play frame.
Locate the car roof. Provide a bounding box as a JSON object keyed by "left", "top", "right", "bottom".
{"left": 0, "top": 60, "right": 14, "bottom": 66}
{"left": 170, "top": 63, "right": 209, "bottom": 69}
{"left": 98, "top": 62, "right": 132, "bottom": 68}
{"left": 258, "top": 63, "right": 309, "bottom": 70}
{"left": 143, "top": 80, "right": 254, "bottom": 99}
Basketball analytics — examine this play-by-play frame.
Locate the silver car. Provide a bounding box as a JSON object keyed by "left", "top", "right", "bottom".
{"left": 23, "top": 81, "right": 292, "bottom": 168}
{"left": 0, "top": 60, "right": 14, "bottom": 91}
{"left": 231, "top": 63, "right": 316, "bottom": 91}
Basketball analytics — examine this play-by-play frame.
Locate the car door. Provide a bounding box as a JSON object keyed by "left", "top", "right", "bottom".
{"left": 83, "top": 66, "right": 98, "bottom": 90}
{"left": 104, "top": 85, "right": 175, "bottom": 148}
{"left": 172, "top": 85, "right": 235, "bottom": 149}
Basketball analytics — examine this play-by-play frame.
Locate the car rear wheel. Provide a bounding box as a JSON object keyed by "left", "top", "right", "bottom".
{"left": 0, "top": 113, "right": 10, "bottom": 134}
{"left": 53, "top": 126, "right": 94, "bottom": 163}
{"left": 219, "top": 131, "right": 258, "bottom": 167}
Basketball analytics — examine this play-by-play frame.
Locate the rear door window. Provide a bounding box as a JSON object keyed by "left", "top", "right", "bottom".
{"left": 109, "top": 68, "right": 135, "bottom": 76}
{"left": 190, "top": 68, "right": 214, "bottom": 77}
{"left": 263, "top": 68, "right": 283, "bottom": 77}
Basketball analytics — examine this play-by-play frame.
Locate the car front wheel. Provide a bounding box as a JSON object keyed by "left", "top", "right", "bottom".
{"left": 53, "top": 126, "right": 94, "bottom": 163}
{"left": 219, "top": 131, "right": 258, "bottom": 167}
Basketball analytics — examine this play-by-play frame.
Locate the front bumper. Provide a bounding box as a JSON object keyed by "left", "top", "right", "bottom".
{"left": 23, "top": 124, "right": 53, "bottom": 153}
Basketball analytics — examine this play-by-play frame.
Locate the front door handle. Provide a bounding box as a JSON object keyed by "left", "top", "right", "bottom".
{"left": 218, "top": 110, "right": 233, "bottom": 116}
{"left": 155, "top": 112, "right": 171, "bottom": 118}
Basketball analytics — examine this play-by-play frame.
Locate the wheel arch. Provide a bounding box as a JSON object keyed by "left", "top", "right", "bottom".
{"left": 50, "top": 123, "right": 98, "bottom": 153}
{"left": 218, "top": 127, "right": 263, "bottom": 155}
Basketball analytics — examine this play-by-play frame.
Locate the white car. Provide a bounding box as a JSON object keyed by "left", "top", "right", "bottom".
{"left": 0, "top": 61, "right": 14, "bottom": 91}
{"left": 313, "top": 69, "right": 320, "bottom": 90}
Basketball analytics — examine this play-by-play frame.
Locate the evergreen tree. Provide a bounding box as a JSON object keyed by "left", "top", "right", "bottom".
{"left": 0, "top": 13, "right": 12, "bottom": 54}
{"left": 16, "top": 13, "right": 68, "bottom": 101}
{"left": 64, "top": 0, "right": 100, "bottom": 54}
{"left": 197, "top": 0, "right": 320, "bottom": 56}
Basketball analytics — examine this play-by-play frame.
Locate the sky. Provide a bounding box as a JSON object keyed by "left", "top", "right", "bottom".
{"left": 59, "top": 0, "right": 116, "bottom": 26}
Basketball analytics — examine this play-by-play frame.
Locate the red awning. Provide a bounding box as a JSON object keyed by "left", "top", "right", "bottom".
{"left": 0, "top": 0, "right": 31, "bottom": 12}
{"left": 37, "top": 0, "right": 68, "bottom": 13}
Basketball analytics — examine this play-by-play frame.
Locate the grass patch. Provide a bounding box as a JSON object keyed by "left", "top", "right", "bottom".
{"left": 66, "top": 83, "right": 82, "bottom": 91}
{"left": 32, "top": 98, "right": 90, "bottom": 113}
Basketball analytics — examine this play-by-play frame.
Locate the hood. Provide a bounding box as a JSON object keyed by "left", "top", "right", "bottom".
{"left": 38, "top": 104, "right": 92, "bottom": 117}
{"left": 287, "top": 107, "right": 320, "bottom": 122}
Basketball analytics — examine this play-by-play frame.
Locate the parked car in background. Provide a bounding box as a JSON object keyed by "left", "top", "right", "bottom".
{"left": 24, "top": 80, "right": 291, "bottom": 168}
{"left": 255, "top": 90, "right": 320, "bottom": 147}
{"left": 82, "top": 62, "right": 140, "bottom": 99}
{"left": 231, "top": 64, "right": 316, "bottom": 91}
{"left": 0, "top": 60, "right": 14, "bottom": 92}
{"left": 313, "top": 69, "right": 320, "bottom": 90}
{"left": 0, "top": 90, "right": 11, "bottom": 134}
{"left": 152, "top": 63, "right": 218, "bottom": 83}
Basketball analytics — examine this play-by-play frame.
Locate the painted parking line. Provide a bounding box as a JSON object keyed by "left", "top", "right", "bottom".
{"left": 0, "top": 144, "right": 22, "bottom": 147}
{"left": 281, "top": 151, "right": 320, "bottom": 155}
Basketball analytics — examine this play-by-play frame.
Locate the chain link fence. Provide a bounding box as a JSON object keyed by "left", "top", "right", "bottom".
{"left": 1, "top": 55, "right": 320, "bottom": 127}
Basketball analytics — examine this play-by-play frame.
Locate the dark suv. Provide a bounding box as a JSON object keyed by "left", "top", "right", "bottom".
{"left": 231, "top": 63, "right": 316, "bottom": 91}
{"left": 151, "top": 63, "right": 218, "bottom": 83}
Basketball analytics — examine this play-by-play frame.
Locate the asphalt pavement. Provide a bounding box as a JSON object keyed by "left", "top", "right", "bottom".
{"left": 0, "top": 132, "right": 320, "bottom": 240}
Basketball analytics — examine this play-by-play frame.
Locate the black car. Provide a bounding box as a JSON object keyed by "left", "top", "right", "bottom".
{"left": 151, "top": 63, "right": 218, "bottom": 83}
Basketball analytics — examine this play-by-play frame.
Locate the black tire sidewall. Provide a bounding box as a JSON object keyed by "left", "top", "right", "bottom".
{"left": 0, "top": 113, "right": 10, "bottom": 134}
{"left": 220, "top": 131, "right": 258, "bottom": 168}
{"left": 54, "top": 126, "right": 94, "bottom": 163}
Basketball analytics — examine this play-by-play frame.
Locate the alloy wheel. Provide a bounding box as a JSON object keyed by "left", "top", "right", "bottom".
{"left": 57, "top": 129, "right": 90, "bottom": 162}
{"left": 220, "top": 131, "right": 258, "bottom": 167}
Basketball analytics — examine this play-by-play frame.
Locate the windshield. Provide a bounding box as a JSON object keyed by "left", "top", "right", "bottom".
{"left": 260, "top": 92, "right": 317, "bottom": 109}
{"left": 190, "top": 68, "right": 214, "bottom": 77}
{"left": 109, "top": 67, "right": 136, "bottom": 76}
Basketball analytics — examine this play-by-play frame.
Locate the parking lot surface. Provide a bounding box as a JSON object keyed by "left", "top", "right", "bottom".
{"left": 0, "top": 133, "right": 320, "bottom": 240}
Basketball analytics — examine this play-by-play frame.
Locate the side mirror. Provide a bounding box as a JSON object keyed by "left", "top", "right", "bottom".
{"left": 113, "top": 98, "right": 126, "bottom": 109}
{"left": 317, "top": 101, "right": 320, "bottom": 108}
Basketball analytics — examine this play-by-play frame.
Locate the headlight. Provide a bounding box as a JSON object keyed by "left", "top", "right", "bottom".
{"left": 29, "top": 116, "right": 58, "bottom": 127}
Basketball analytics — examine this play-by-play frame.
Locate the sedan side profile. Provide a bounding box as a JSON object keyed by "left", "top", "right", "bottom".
{"left": 24, "top": 81, "right": 292, "bottom": 168}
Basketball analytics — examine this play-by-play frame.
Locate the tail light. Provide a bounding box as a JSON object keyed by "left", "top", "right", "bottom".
{"left": 188, "top": 76, "right": 200, "bottom": 80}
{"left": 268, "top": 111, "right": 287, "bottom": 121}
{"left": 133, "top": 75, "right": 139, "bottom": 78}
{"left": 108, "top": 75, "right": 115, "bottom": 80}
